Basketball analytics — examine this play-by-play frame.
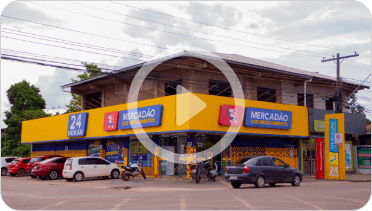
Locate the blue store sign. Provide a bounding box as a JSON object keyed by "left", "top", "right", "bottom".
{"left": 67, "top": 112, "right": 89, "bottom": 137}
{"left": 244, "top": 107, "right": 292, "bottom": 129}
{"left": 329, "top": 119, "right": 339, "bottom": 153}
{"left": 118, "top": 105, "right": 163, "bottom": 130}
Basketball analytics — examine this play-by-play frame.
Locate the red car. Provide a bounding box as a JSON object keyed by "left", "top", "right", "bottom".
{"left": 7, "top": 158, "right": 31, "bottom": 177}
{"left": 31, "top": 157, "right": 70, "bottom": 180}
{"left": 28, "top": 155, "right": 62, "bottom": 178}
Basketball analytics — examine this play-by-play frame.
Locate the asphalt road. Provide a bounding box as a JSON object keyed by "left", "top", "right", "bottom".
{"left": 1, "top": 175, "right": 371, "bottom": 210}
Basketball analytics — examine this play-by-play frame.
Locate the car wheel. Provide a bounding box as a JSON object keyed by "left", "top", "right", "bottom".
{"left": 292, "top": 174, "right": 301, "bottom": 186}
{"left": 1, "top": 168, "right": 7, "bottom": 176}
{"left": 17, "top": 169, "right": 25, "bottom": 177}
{"left": 49, "top": 170, "right": 58, "bottom": 180}
{"left": 255, "top": 176, "right": 265, "bottom": 188}
{"left": 122, "top": 173, "right": 130, "bottom": 181}
{"left": 73, "top": 172, "right": 84, "bottom": 182}
{"left": 30, "top": 174, "right": 37, "bottom": 178}
{"left": 66, "top": 178, "right": 73, "bottom": 181}
{"left": 269, "top": 183, "right": 276, "bottom": 187}
{"left": 111, "top": 169, "right": 120, "bottom": 179}
{"left": 10, "top": 173, "right": 16, "bottom": 177}
{"left": 231, "top": 182, "right": 241, "bottom": 189}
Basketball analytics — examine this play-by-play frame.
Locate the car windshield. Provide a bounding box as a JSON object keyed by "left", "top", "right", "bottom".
{"left": 235, "top": 157, "right": 256, "bottom": 164}
{"left": 40, "top": 158, "right": 58, "bottom": 164}
{"left": 10, "top": 160, "right": 19, "bottom": 164}
{"left": 29, "top": 157, "right": 44, "bottom": 163}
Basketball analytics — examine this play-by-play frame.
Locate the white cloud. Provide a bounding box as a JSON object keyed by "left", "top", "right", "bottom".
{"left": 0, "top": 0, "right": 371, "bottom": 129}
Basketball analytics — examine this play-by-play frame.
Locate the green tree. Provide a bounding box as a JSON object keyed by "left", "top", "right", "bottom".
{"left": 66, "top": 62, "right": 102, "bottom": 113}
{"left": 1, "top": 80, "right": 48, "bottom": 157}
{"left": 347, "top": 93, "right": 371, "bottom": 123}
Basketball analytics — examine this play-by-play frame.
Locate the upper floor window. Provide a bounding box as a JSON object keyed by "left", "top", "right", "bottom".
{"left": 325, "top": 98, "right": 335, "bottom": 111}
{"left": 257, "top": 87, "right": 276, "bottom": 102}
{"left": 209, "top": 79, "right": 231, "bottom": 97}
{"left": 298, "top": 93, "right": 314, "bottom": 108}
{"left": 165, "top": 80, "right": 182, "bottom": 96}
{"left": 84, "top": 91, "right": 102, "bottom": 110}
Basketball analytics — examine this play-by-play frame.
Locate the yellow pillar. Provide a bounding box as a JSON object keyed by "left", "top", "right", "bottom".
{"left": 123, "top": 148, "right": 128, "bottom": 166}
{"left": 153, "top": 146, "right": 160, "bottom": 177}
{"left": 325, "top": 113, "right": 345, "bottom": 180}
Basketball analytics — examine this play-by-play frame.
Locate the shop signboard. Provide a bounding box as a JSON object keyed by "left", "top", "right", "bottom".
{"left": 105, "top": 140, "right": 125, "bottom": 164}
{"left": 335, "top": 133, "right": 343, "bottom": 145}
{"left": 315, "top": 138, "right": 324, "bottom": 179}
{"left": 244, "top": 107, "right": 292, "bottom": 129}
{"left": 314, "top": 120, "right": 325, "bottom": 132}
{"left": 357, "top": 146, "right": 371, "bottom": 169}
{"left": 88, "top": 140, "right": 101, "bottom": 157}
{"left": 118, "top": 105, "right": 163, "bottom": 130}
{"left": 67, "top": 112, "right": 88, "bottom": 137}
{"left": 218, "top": 105, "right": 243, "bottom": 125}
{"left": 103, "top": 111, "right": 119, "bottom": 131}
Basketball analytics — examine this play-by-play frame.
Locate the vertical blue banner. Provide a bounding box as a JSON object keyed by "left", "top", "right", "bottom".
{"left": 329, "top": 119, "right": 339, "bottom": 153}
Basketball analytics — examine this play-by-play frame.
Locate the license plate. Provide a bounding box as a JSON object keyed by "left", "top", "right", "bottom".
{"left": 191, "top": 169, "right": 196, "bottom": 173}
{"left": 229, "top": 176, "right": 238, "bottom": 180}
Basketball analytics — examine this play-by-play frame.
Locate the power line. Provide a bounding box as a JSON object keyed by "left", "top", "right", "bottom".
{"left": 69, "top": 1, "right": 331, "bottom": 57}
{"left": 346, "top": 60, "right": 371, "bottom": 67}
{"left": 25, "top": 2, "right": 324, "bottom": 58}
{"left": 6, "top": 53, "right": 369, "bottom": 111}
{"left": 2, "top": 28, "right": 154, "bottom": 59}
{"left": 109, "top": 1, "right": 360, "bottom": 54}
{"left": 2, "top": 48, "right": 361, "bottom": 92}
{"left": 1, "top": 15, "right": 168, "bottom": 50}
{"left": 2, "top": 36, "right": 147, "bottom": 64}
{"left": 2, "top": 48, "right": 127, "bottom": 70}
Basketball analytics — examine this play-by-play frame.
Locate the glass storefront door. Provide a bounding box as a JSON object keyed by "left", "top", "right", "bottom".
{"left": 302, "top": 139, "right": 315, "bottom": 174}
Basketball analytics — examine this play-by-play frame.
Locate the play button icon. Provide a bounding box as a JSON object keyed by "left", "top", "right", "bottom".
{"left": 176, "top": 86, "right": 206, "bottom": 126}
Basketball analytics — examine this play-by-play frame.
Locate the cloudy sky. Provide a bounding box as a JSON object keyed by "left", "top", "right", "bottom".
{"left": 1, "top": 1, "right": 371, "bottom": 129}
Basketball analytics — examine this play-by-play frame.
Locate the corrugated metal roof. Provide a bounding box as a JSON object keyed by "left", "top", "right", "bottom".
{"left": 62, "top": 51, "right": 365, "bottom": 89}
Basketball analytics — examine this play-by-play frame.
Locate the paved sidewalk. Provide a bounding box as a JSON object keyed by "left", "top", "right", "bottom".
{"left": 303, "top": 174, "right": 371, "bottom": 182}
{"left": 159, "top": 174, "right": 371, "bottom": 183}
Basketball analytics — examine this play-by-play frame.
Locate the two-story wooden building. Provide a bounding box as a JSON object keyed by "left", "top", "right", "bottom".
{"left": 21, "top": 51, "right": 368, "bottom": 176}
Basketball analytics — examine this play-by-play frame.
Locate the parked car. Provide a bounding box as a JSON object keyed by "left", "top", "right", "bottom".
{"left": 28, "top": 155, "right": 62, "bottom": 178}
{"left": 225, "top": 156, "right": 303, "bottom": 189}
{"left": 31, "top": 157, "right": 70, "bottom": 180}
{"left": 1, "top": 157, "right": 20, "bottom": 176}
{"left": 7, "top": 157, "right": 32, "bottom": 177}
{"left": 62, "top": 157, "right": 121, "bottom": 182}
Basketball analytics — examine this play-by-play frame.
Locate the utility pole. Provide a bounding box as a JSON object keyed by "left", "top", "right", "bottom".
{"left": 321, "top": 52, "right": 359, "bottom": 113}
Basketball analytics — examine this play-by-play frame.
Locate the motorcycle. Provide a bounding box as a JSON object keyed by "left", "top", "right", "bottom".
{"left": 203, "top": 161, "right": 217, "bottom": 182}
{"left": 121, "top": 158, "right": 146, "bottom": 181}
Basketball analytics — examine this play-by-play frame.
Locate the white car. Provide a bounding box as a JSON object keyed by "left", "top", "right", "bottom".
{"left": 62, "top": 157, "right": 121, "bottom": 182}
{"left": 1, "top": 157, "right": 20, "bottom": 176}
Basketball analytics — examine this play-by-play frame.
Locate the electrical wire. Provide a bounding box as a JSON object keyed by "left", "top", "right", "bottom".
{"left": 2, "top": 28, "right": 154, "bottom": 59}
{"left": 25, "top": 2, "right": 325, "bottom": 58}
{"left": 69, "top": 1, "right": 331, "bottom": 57}
{"left": 109, "top": 1, "right": 361, "bottom": 54}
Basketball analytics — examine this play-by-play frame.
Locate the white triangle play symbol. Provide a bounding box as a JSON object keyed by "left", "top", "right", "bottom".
{"left": 176, "top": 86, "right": 207, "bottom": 126}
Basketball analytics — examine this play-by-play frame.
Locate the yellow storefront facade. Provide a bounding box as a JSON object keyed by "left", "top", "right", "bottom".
{"left": 22, "top": 93, "right": 309, "bottom": 176}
